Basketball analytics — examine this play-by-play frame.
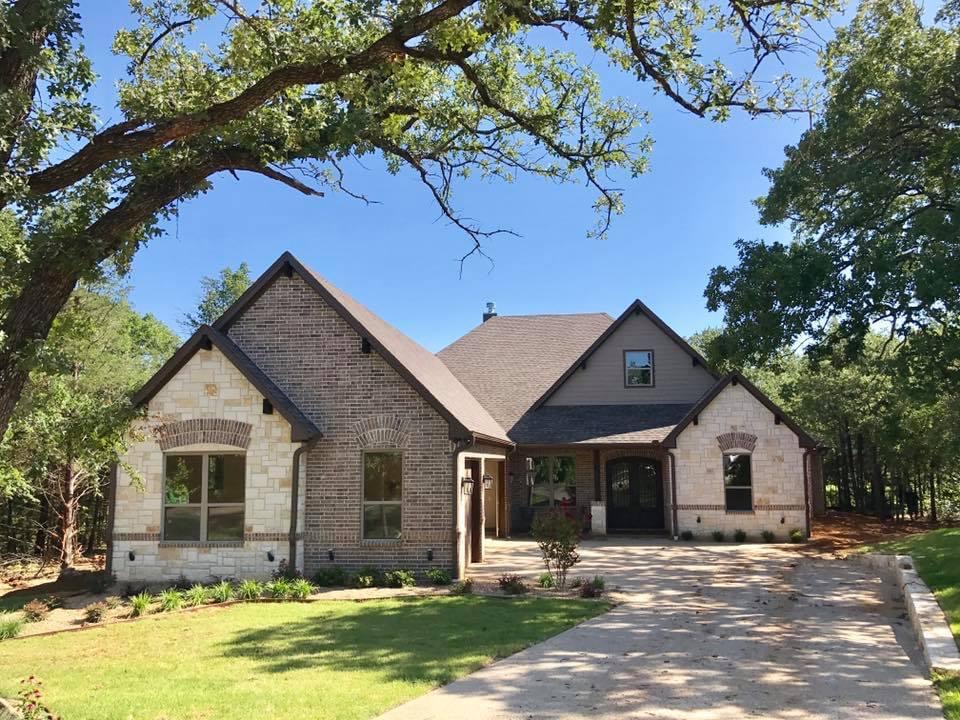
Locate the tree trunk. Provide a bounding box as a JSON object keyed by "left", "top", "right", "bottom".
{"left": 930, "top": 472, "right": 938, "bottom": 523}
{"left": 870, "top": 444, "right": 884, "bottom": 516}
{"left": 33, "top": 495, "right": 48, "bottom": 556}
{"left": 58, "top": 461, "right": 79, "bottom": 568}
{"left": 4, "top": 498, "right": 15, "bottom": 553}
{"left": 86, "top": 493, "right": 101, "bottom": 554}
{"left": 0, "top": 264, "right": 79, "bottom": 439}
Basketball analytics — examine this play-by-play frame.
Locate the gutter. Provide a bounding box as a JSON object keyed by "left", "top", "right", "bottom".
{"left": 802, "top": 448, "right": 813, "bottom": 540}
{"left": 289, "top": 439, "right": 318, "bottom": 571}
{"left": 104, "top": 462, "right": 118, "bottom": 577}
{"left": 666, "top": 450, "right": 679, "bottom": 539}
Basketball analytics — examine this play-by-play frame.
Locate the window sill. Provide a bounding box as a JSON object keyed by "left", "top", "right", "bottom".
{"left": 361, "top": 538, "right": 403, "bottom": 544}
{"left": 159, "top": 541, "right": 244, "bottom": 548}
{"left": 724, "top": 510, "right": 755, "bottom": 515}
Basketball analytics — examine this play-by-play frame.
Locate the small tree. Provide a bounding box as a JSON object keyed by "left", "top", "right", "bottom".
{"left": 532, "top": 510, "right": 581, "bottom": 589}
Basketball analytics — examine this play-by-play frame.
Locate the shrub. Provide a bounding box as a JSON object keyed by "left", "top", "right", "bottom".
{"left": 789, "top": 528, "right": 805, "bottom": 543}
{"left": 267, "top": 577, "right": 294, "bottom": 599}
{"left": 209, "top": 581, "right": 234, "bottom": 603}
{"left": 272, "top": 559, "right": 303, "bottom": 580}
{"left": 580, "top": 576, "right": 605, "bottom": 599}
{"left": 383, "top": 569, "right": 416, "bottom": 588}
{"left": 450, "top": 579, "right": 473, "bottom": 595}
{"left": 680, "top": 530, "right": 694, "bottom": 541}
{"left": 289, "top": 578, "right": 314, "bottom": 600}
{"left": 761, "top": 530, "right": 776, "bottom": 543}
{"left": 83, "top": 601, "right": 109, "bottom": 624}
{"left": 532, "top": 509, "right": 581, "bottom": 589}
{"left": 184, "top": 584, "right": 208, "bottom": 607}
{"left": 313, "top": 566, "right": 348, "bottom": 587}
{"left": 351, "top": 566, "right": 382, "bottom": 588}
{"left": 22, "top": 599, "right": 51, "bottom": 623}
{"left": 733, "top": 529, "right": 747, "bottom": 543}
{"left": 711, "top": 530, "right": 725, "bottom": 542}
{"left": 0, "top": 612, "right": 24, "bottom": 640}
{"left": 17, "top": 676, "right": 57, "bottom": 720}
{"left": 425, "top": 568, "right": 452, "bottom": 586}
{"left": 498, "top": 574, "right": 529, "bottom": 595}
{"left": 103, "top": 595, "right": 122, "bottom": 610}
{"left": 236, "top": 579, "right": 263, "bottom": 601}
{"left": 538, "top": 572, "right": 556, "bottom": 589}
{"left": 570, "top": 577, "right": 585, "bottom": 588}
{"left": 590, "top": 575, "right": 606, "bottom": 590}
{"left": 130, "top": 591, "right": 152, "bottom": 617}
{"left": 158, "top": 588, "right": 183, "bottom": 612}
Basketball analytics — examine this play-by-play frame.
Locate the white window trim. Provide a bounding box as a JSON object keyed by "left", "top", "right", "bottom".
{"left": 722, "top": 450, "right": 753, "bottom": 511}
{"left": 163, "top": 451, "right": 246, "bottom": 542}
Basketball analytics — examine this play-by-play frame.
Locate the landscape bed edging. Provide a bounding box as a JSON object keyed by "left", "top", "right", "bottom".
{"left": 859, "top": 552, "right": 960, "bottom": 674}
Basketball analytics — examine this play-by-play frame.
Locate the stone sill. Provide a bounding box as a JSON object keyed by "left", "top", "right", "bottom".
{"left": 158, "top": 541, "right": 244, "bottom": 548}
{"left": 724, "top": 510, "right": 755, "bottom": 515}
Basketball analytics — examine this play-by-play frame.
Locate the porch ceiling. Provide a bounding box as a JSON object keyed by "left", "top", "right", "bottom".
{"left": 508, "top": 403, "right": 693, "bottom": 445}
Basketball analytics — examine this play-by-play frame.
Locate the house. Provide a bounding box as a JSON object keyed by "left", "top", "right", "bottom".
{"left": 108, "top": 251, "right": 819, "bottom": 582}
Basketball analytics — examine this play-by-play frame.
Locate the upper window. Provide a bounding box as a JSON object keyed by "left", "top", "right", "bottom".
{"left": 624, "top": 350, "right": 654, "bottom": 387}
{"left": 164, "top": 453, "right": 245, "bottom": 541}
{"left": 363, "top": 451, "right": 402, "bottom": 539}
{"left": 723, "top": 453, "right": 752, "bottom": 511}
{"left": 529, "top": 456, "right": 576, "bottom": 508}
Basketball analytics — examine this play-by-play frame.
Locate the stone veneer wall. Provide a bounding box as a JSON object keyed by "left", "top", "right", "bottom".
{"left": 672, "top": 382, "right": 807, "bottom": 537}
{"left": 226, "top": 273, "right": 457, "bottom": 576}
{"left": 112, "top": 346, "right": 302, "bottom": 582}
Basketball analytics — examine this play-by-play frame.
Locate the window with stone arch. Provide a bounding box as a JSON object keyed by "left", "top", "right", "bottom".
{"left": 163, "top": 452, "right": 246, "bottom": 541}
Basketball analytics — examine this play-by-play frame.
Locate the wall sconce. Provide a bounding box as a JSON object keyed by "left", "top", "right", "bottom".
{"left": 427, "top": 548, "right": 434, "bottom": 561}
{"left": 696, "top": 516, "right": 701, "bottom": 524}
{"left": 128, "top": 550, "right": 136, "bottom": 562}
{"left": 267, "top": 551, "right": 275, "bottom": 562}
{"left": 482, "top": 474, "right": 494, "bottom": 490}
{"left": 328, "top": 549, "right": 335, "bottom": 561}
{"left": 461, "top": 467, "right": 475, "bottom": 495}
{"left": 780, "top": 516, "right": 786, "bottom": 524}
{"left": 525, "top": 457, "right": 535, "bottom": 487}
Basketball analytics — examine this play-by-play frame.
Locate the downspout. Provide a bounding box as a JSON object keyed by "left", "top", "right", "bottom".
{"left": 451, "top": 437, "right": 472, "bottom": 580}
{"left": 666, "top": 450, "right": 679, "bottom": 540}
{"left": 104, "top": 462, "right": 118, "bottom": 577}
{"left": 289, "top": 440, "right": 318, "bottom": 572}
{"left": 802, "top": 448, "right": 813, "bottom": 540}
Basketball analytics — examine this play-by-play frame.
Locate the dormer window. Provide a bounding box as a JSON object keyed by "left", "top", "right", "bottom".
{"left": 624, "top": 350, "right": 654, "bottom": 387}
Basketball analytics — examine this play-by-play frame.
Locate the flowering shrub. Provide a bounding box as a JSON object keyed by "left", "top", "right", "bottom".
{"left": 18, "top": 676, "right": 59, "bottom": 720}
{"left": 497, "top": 574, "right": 529, "bottom": 595}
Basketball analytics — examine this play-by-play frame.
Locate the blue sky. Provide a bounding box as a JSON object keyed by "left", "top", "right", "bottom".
{"left": 77, "top": 2, "right": 824, "bottom": 352}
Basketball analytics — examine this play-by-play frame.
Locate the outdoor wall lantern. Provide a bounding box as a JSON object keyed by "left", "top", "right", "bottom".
{"left": 482, "top": 474, "right": 494, "bottom": 490}
{"left": 461, "top": 467, "right": 475, "bottom": 495}
{"left": 696, "top": 516, "right": 701, "bottom": 524}
{"left": 267, "top": 551, "right": 275, "bottom": 562}
{"left": 525, "top": 457, "right": 536, "bottom": 487}
{"left": 128, "top": 550, "right": 136, "bottom": 562}
{"left": 427, "top": 548, "right": 434, "bottom": 561}
{"left": 780, "top": 516, "right": 786, "bottom": 524}
{"left": 328, "top": 549, "right": 335, "bottom": 561}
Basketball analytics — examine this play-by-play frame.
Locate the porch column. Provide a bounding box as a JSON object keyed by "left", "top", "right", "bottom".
{"left": 591, "top": 449, "right": 607, "bottom": 536}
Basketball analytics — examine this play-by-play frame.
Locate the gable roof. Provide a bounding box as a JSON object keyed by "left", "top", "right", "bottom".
{"left": 437, "top": 313, "right": 614, "bottom": 434}
{"left": 132, "top": 325, "right": 322, "bottom": 442}
{"left": 214, "top": 252, "right": 512, "bottom": 447}
{"left": 661, "top": 371, "right": 818, "bottom": 448}
{"left": 531, "top": 299, "right": 718, "bottom": 410}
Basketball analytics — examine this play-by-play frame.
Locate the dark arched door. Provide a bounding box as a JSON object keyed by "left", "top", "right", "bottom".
{"left": 605, "top": 457, "right": 665, "bottom": 530}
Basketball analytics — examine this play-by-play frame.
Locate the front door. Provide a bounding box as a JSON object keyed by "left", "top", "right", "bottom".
{"left": 605, "top": 457, "right": 665, "bottom": 530}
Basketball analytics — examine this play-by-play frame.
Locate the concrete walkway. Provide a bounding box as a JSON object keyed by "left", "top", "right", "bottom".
{"left": 379, "top": 538, "right": 943, "bottom": 720}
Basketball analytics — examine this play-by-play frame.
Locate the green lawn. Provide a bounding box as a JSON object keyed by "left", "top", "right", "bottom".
{"left": 865, "top": 527, "right": 960, "bottom": 718}
{"left": 0, "top": 596, "right": 606, "bottom": 720}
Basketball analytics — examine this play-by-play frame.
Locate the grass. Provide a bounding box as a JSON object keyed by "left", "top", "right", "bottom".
{"left": 0, "top": 595, "right": 606, "bottom": 720}
{"left": 865, "top": 527, "right": 960, "bottom": 718}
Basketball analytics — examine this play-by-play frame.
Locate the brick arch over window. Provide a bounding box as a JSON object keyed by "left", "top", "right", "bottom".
{"left": 156, "top": 419, "right": 252, "bottom": 450}
{"left": 717, "top": 431, "right": 757, "bottom": 453}
{"left": 354, "top": 415, "right": 411, "bottom": 449}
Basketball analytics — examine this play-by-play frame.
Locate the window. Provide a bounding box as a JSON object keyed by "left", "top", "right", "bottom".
{"left": 363, "top": 451, "right": 402, "bottom": 539}
{"left": 529, "top": 457, "right": 576, "bottom": 508}
{"left": 163, "top": 453, "right": 245, "bottom": 541}
{"left": 723, "top": 453, "right": 752, "bottom": 511}
{"left": 624, "top": 350, "right": 654, "bottom": 387}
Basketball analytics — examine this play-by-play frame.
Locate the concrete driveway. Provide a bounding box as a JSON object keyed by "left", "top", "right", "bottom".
{"left": 379, "top": 538, "right": 943, "bottom": 720}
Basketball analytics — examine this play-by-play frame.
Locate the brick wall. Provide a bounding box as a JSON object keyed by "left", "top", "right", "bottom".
{"left": 112, "top": 346, "right": 303, "bottom": 582}
{"left": 226, "top": 274, "right": 456, "bottom": 576}
{"left": 672, "top": 382, "right": 807, "bottom": 538}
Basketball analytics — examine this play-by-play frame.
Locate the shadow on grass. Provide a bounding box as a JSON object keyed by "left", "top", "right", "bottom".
{"left": 220, "top": 596, "right": 601, "bottom": 686}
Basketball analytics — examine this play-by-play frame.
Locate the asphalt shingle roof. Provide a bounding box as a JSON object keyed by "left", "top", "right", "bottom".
{"left": 509, "top": 403, "right": 694, "bottom": 445}
{"left": 437, "top": 313, "right": 614, "bottom": 434}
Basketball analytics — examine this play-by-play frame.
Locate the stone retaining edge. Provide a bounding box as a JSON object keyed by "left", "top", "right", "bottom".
{"left": 859, "top": 552, "right": 960, "bottom": 674}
